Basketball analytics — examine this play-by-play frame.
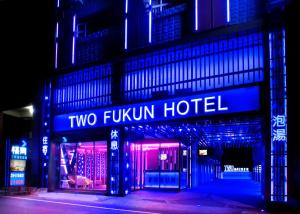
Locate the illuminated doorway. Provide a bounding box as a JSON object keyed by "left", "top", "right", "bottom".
{"left": 130, "top": 139, "right": 189, "bottom": 190}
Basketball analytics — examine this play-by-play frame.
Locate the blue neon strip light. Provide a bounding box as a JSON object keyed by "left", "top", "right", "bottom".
{"left": 54, "top": 86, "right": 260, "bottom": 132}
{"left": 56, "top": 22, "right": 59, "bottom": 38}
{"left": 282, "top": 29, "right": 287, "bottom": 201}
{"left": 72, "top": 15, "right": 76, "bottom": 64}
{"left": 227, "top": 0, "right": 230, "bottom": 23}
{"left": 269, "top": 29, "right": 288, "bottom": 202}
{"left": 73, "top": 15, "right": 76, "bottom": 32}
{"left": 55, "top": 22, "right": 59, "bottom": 69}
{"left": 57, "top": 0, "right": 60, "bottom": 8}
{"left": 124, "top": 0, "right": 128, "bottom": 50}
{"left": 149, "top": 0, "right": 152, "bottom": 44}
{"left": 55, "top": 43, "right": 58, "bottom": 69}
{"left": 125, "top": 18, "right": 128, "bottom": 50}
{"left": 195, "top": 0, "right": 198, "bottom": 31}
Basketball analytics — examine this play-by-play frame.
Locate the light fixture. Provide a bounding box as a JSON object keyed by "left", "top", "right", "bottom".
{"left": 25, "top": 105, "right": 34, "bottom": 116}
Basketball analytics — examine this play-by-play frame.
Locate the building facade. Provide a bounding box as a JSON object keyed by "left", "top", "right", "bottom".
{"left": 38, "top": 0, "right": 295, "bottom": 205}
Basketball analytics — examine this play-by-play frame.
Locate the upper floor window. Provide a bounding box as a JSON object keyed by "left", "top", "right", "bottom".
{"left": 195, "top": 0, "right": 227, "bottom": 32}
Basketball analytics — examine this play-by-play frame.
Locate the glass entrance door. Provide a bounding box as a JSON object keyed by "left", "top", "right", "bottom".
{"left": 130, "top": 139, "right": 189, "bottom": 191}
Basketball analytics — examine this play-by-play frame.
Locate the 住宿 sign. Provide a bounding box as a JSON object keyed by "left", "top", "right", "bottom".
{"left": 54, "top": 86, "right": 260, "bottom": 132}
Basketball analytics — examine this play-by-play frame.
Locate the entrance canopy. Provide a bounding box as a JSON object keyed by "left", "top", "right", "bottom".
{"left": 125, "top": 117, "right": 262, "bottom": 148}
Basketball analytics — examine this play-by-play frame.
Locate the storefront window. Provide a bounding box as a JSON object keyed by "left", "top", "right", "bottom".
{"left": 60, "top": 141, "right": 107, "bottom": 191}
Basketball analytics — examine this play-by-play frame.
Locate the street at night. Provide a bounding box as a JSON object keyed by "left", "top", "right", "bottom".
{"left": 1, "top": 179, "right": 268, "bottom": 214}
{"left": 1, "top": 1, "right": 300, "bottom": 213}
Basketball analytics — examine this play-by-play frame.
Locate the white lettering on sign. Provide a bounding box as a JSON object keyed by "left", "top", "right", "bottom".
{"left": 204, "top": 96, "right": 216, "bottom": 112}
{"left": 42, "top": 145, "right": 48, "bottom": 156}
{"left": 42, "top": 136, "right": 48, "bottom": 145}
{"left": 218, "top": 96, "right": 228, "bottom": 111}
{"left": 20, "top": 147, "right": 27, "bottom": 156}
{"left": 164, "top": 102, "right": 175, "bottom": 117}
{"left": 12, "top": 146, "right": 20, "bottom": 155}
{"left": 224, "top": 165, "right": 249, "bottom": 172}
{"left": 111, "top": 140, "right": 118, "bottom": 150}
{"left": 66, "top": 96, "right": 229, "bottom": 128}
{"left": 272, "top": 115, "right": 287, "bottom": 142}
{"left": 110, "top": 129, "right": 119, "bottom": 150}
{"left": 177, "top": 100, "right": 189, "bottom": 116}
{"left": 111, "top": 129, "right": 119, "bottom": 139}
{"left": 191, "top": 98, "right": 203, "bottom": 114}
{"left": 69, "top": 113, "right": 97, "bottom": 128}
{"left": 104, "top": 105, "right": 155, "bottom": 124}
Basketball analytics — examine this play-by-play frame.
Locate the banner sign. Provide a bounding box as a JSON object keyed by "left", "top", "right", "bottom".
{"left": 54, "top": 86, "right": 260, "bottom": 132}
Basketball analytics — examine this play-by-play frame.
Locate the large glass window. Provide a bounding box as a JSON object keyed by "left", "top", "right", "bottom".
{"left": 60, "top": 141, "right": 107, "bottom": 191}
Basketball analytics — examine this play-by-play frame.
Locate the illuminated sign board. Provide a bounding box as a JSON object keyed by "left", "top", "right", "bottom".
{"left": 10, "top": 141, "right": 27, "bottom": 186}
{"left": 110, "top": 129, "right": 120, "bottom": 195}
{"left": 10, "top": 172, "right": 25, "bottom": 186}
{"left": 54, "top": 86, "right": 260, "bottom": 132}
{"left": 11, "top": 145, "right": 27, "bottom": 160}
{"left": 224, "top": 165, "right": 249, "bottom": 172}
{"left": 199, "top": 149, "right": 208, "bottom": 156}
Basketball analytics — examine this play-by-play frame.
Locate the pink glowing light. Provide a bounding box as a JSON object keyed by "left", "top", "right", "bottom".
{"left": 130, "top": 142, "right": 179, "bottom": 151}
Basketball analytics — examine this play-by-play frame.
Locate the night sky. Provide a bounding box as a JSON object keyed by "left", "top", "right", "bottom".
{"left": 0, "top": 0, "right": 53, "bottom": 111}
{"left": 0, "top": 0, "right": 299, "bottom": 112}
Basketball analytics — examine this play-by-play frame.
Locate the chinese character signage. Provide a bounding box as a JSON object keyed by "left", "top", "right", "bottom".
{"left": 272, "top": 115, "right": 287, "bottom": 142}
{"left": 269, "top": 29, "right": 287, "bottom": 202}
{"left": 11, "top": 145, "right": 27, "bottom": 160}
{"left": 109, "top": 129, "right": 120, "bottom": 195}
{"left": 10, "top": 140, "right": 27, "bottom": 186}
{"left": 42, "top": 136, "right": 49, "bottom": 156}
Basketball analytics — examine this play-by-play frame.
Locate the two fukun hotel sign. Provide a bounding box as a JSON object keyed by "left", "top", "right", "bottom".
{"left": 54, "top": 86, "right": 260, "bottom": 132}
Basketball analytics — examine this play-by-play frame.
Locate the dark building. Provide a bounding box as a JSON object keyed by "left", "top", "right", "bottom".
{"left": 2, "top": 0, "right": 300, "bottom": 209}
{"left": 0, "top": 0, "right": 52, "bottom": 193}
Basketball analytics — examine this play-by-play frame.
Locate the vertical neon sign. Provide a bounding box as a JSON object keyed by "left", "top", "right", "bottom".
{"left": 10, "top": 140, "right": 27, "bottom": 186}
{"left": 41, "top": 82, "right": 51, "bottom": 187}
{"left": 110, "top": 129, "right": 120, "bottom": 195}
{"left": 269, "top": 29, "right": 287, "bottom": 202}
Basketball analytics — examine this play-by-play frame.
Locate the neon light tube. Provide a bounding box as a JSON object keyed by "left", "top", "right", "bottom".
{"left": 227, "top": 0, "right": 230, "bottom": 23}
{"left": 73, "top": 15, "right": 76, "bottom": 32}
{"left": 125, "top": 18, "right": 128, "bottom": 50}
{"left": 55, "top": 42, "right": 58, "bottom": 69}
{"left": 195, "top": 0, "right": 198, "bottom": 31}
{"left": 72, "top": 15, "right": 76, "bottom": 64}
{"left": 55, "top": 22, "right": 59, "bottom": 69}
{"left": 125, "top": 0, "right": 128, "bottom": 14}
{"left": 56, "top": 22, "right": 59, "bottom": 38}
{"left": 72, "top": 37, "right": 75, "bottom": 64}
{"left": 149, "top": 0, "right": 152, "bottom": 43}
